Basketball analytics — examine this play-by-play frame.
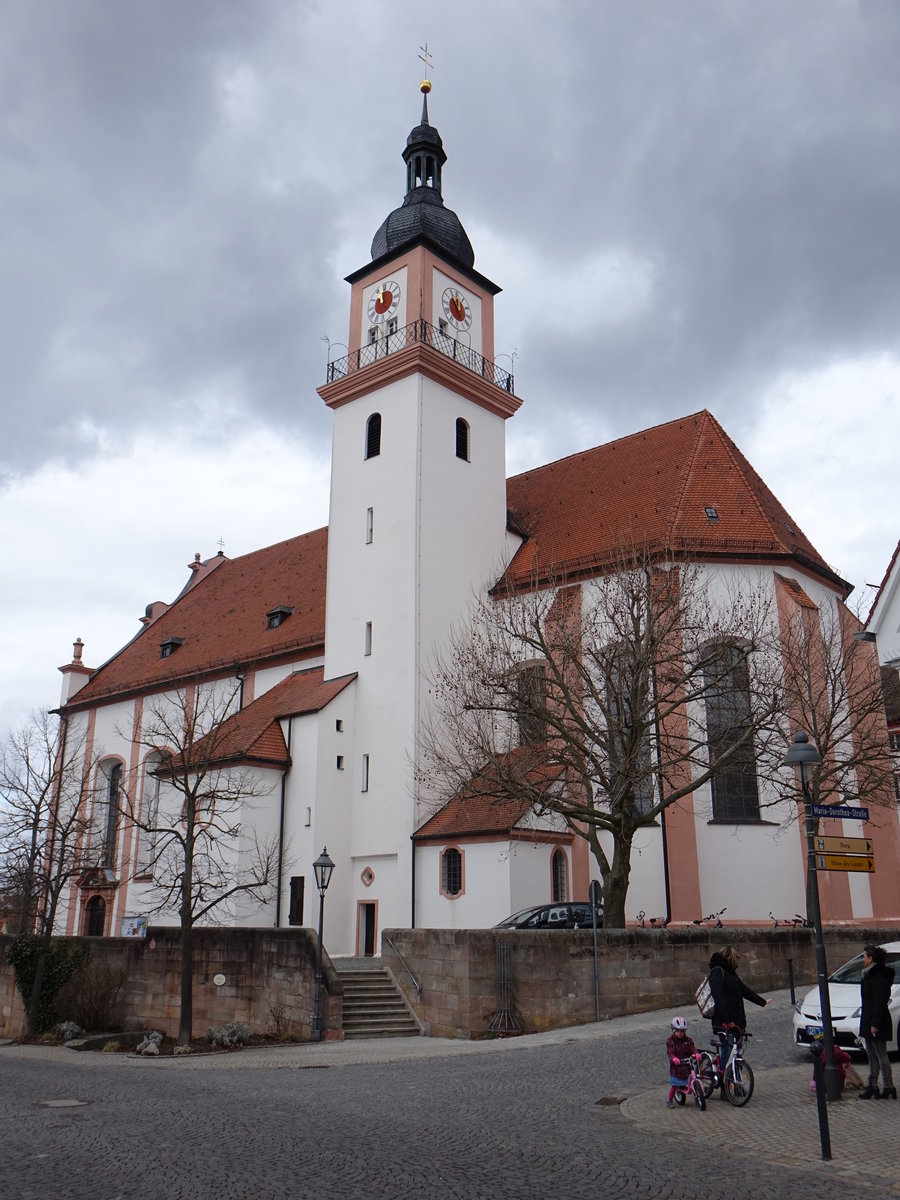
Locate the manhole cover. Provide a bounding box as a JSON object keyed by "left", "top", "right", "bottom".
{"left": 37, "top": 1099, "right": 92, "bottom": 1109}
{"left": 594, "top": 1096, "right": 626, "bottom": 1106}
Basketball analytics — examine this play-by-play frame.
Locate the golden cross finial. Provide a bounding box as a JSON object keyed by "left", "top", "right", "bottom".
{"left": 419, "top": 42, "right": 433, "bottom": 93}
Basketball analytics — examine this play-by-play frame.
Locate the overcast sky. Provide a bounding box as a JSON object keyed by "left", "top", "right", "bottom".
{"left": 2, "top": 0, "right": 899, "bottom": 737}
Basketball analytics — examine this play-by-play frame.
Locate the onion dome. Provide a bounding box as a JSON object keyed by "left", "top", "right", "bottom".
{"left": 370, "top": 82, "right": 475, "bottom": 269}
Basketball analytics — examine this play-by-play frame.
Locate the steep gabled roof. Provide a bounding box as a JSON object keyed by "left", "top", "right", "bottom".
{"left": 500, "top": 410, "right": 846, "bottom": 592}
{"left": 866, "top": 537, "right": 900, "bottom": 630}
{"left": 415, "top": 752, "right": 563, "bottom": 841}
{"left": 65, "top": 528, "right": 328, "bottom": 708}
{"left": 190, "top": 668, "right": 356, "bottom": 768}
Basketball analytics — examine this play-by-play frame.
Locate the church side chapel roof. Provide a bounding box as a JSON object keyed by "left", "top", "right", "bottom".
{"left": 499, "top": 409, "right": 845, "bottom": 592}
{"left": 65, "top": 528, "right": 328, "bottom": 708}
{"left": 184, "top": 668, "right": 356, "bottom": 768}
{"left": 415, "top": 752, "right": 565, "bottom": 841}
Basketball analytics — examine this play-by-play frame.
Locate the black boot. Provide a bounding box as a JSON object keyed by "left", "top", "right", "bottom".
{"left": 881, "top": 1086, "right": 897, "bottom": 1100}
{"left": 858, "top": 1083, "right": 880, "bottom": 1100}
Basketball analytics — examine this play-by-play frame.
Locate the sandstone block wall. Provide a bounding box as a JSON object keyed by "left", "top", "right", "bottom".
{"left": 382, "top": 925, "right": 895, "bottom": 1039}
{"left": 0, "top": 927, "right": 342, "bottom": 1041}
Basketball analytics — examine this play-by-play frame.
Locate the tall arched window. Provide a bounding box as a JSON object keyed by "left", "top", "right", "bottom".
{"left": 703, "top": 641, "right": 760, "bottom": 822}
{"left": 455, "top": 417, "right": 470, "bottom": 461}
{"left": 136, "top": 752, "right": 162, "bottom": 876}
{"left": 551, "top": 849, "right": 568, "bottom": 902}
{"left": 441, "top": 847, "right": 463, "bottom": 897}
{"left": 85, "top": 895, "right": 106, "bottom": 937}
{"left": 97, "top": 760, "right": 122, "bottom": 867}
{"left": 365, "top": 413, "right": 381, "bottom": 459}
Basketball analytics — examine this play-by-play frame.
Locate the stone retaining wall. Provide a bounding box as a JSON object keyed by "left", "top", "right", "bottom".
{"left": 0, "top": 927, "right": 342, "bottom": 1041}
{"left": 381, "top": 925, "right": 896, "bottom": 1039}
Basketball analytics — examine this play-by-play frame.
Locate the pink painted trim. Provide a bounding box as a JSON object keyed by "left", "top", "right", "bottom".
{"left": 439, "top": 845, "right": 466, "bottom": 900}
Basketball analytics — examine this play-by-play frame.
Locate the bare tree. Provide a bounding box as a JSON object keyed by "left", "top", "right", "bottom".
{"left": 0, "top": 710, "right": 94, "bottom": 1034}
{"left": 121, "top": 682, "right": 278, "bottom": 1045}
{"left": 419, "top": 554, "right": 782, "bottom": 928}
{"left": 776, "top": 596, "right": 895, "bottom": 821}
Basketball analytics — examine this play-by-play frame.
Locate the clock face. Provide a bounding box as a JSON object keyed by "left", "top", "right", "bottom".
{"left": 367, "top": 280, "right": 400, "bottom": 324}
{"left": 442, "top": 287, "right": 472, "bottom": 331}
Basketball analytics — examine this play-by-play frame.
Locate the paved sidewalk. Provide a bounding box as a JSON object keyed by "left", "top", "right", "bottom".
{"left": 621, "top": 1066, "right": 899, "bottom": 1191}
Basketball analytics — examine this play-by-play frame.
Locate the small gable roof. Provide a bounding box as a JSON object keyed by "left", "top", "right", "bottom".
{"left": 65, "top": 528, "right": 328, "bottom": 708}
{"left": 189, "top": 668, "right": 356, "bottom": 768}
{"left": 415, "top": 752, "right": 563, "bottom": 841}
{"left": 500, "top": 410, "right": 846, "bottom": 592}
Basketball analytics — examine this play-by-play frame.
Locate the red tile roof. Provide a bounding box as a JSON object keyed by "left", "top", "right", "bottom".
{"left": 499, "top": 410, "right": 844, "bottom": 592}
{"left": 415, "top": 752, "right": 563, "bottom": 840}
{"left": 65, "top": 529, "right": 328, "bottom": 708}
{"left": 190, "top": 668, "right": 356, "bottom": 767}
{"left": 63, "top": 410, "right": 845, "bottom": 713}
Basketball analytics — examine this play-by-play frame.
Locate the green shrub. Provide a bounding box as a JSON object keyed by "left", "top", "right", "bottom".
{"left": 6, "top": 936, "right": 88, "bottom": 1033}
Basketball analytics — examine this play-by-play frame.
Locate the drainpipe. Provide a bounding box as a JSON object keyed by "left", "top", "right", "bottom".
{"left": 410, "top": 834, "right": 416, "bottom": 928}
{"left": 275, "top": 718, "right": 292, "bottom": 927}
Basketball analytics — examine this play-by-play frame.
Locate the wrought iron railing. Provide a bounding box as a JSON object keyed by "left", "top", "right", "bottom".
{"left": 325, "top": 319, "right": 515, "bottom": 394}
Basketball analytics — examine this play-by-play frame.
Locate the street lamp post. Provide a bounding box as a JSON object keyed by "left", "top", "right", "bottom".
{"left": 310, "top": 847, "right": 335, "bottom": 1043}
{"left": 782, "top": 731, "right": 840, "bottom": 1155}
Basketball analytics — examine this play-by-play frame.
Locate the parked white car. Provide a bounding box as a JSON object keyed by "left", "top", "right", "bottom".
{"left": 792, "top": 941, "right": 900, "bottom": 1053}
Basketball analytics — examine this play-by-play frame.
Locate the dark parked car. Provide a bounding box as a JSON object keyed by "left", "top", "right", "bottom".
{"left": 495, "top": 902, "right": 603, "bottom": 930}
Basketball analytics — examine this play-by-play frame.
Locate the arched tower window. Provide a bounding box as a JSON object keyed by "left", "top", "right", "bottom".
{"left": 85, "top": 895, "right": 106, "bottom": 937}
{"left": 551, "top": 849, "right": 568, "bottom": 903}
{"left": 703, "top": 641, "right": 760, "bottom": 822}
{"left": 455, "top": 418, "right": 470, "bottom": 461}
{"left": 365, "top": 413, "right": 382, "bottom": 460}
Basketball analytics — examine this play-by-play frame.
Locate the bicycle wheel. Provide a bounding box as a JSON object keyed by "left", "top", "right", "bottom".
{"left": 724, "top": 1059, "right": 755, "bottom": 1107}
{"left": 674, "top": 1089, "right": 686, "bottom": 1106}
{"left": 697, "top": 1053, "right": 718, "bottom": 1099}
{"left": 692, "top": 1078, "right": 707, "bottom": 1111}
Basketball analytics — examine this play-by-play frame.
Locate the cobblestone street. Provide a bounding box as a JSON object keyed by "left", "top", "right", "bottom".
{"left": 1, "top": 993, "right": 896, "bottom": 1200}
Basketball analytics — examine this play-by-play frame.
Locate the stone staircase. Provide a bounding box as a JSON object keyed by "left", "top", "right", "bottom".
{"left": 334, "top": 958, "right": 420, "bottom": 1039}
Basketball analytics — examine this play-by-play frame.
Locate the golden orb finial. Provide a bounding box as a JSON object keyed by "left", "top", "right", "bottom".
{"left": 420, "top": 78, "right": 432, "bottom": 94}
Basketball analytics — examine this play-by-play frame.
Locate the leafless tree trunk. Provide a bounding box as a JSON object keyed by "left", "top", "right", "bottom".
{"left": 120, "top": 683, "right": 278, "bottom": 1045}
{"left": 0, "top": 710, "right": 93, "bottom": 1034}
{"left": 419, "top": 552, "right": 783, "bottom": 928}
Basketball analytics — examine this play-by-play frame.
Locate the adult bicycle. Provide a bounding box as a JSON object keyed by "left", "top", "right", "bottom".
{"left": 697, "top": 1024, "right": 755, "bottom": 1107}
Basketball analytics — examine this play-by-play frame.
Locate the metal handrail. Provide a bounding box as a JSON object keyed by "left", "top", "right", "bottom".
{"left": 384, "top": 936, "right": 422, "bottom": 998}
{"left": 324, "top": 318, "right": 515, "bottom": 395}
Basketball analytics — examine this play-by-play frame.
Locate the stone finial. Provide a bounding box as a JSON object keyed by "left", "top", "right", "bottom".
{"left": 72, "top": 637, "right": 84, "bottom": 663}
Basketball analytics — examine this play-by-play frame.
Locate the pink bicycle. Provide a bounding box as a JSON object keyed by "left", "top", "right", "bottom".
{"left": 671, "top": 1052, "right": 707, "bottom": 1110}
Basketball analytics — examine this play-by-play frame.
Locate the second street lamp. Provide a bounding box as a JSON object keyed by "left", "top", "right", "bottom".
{"left": 310, "top": 847, "right": 335, "bottom": 1043}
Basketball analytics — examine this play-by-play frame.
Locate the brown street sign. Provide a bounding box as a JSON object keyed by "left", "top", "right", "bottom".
{"left": 814, "top": 836, "right": 873, "bottom": 856}
{"left": 815, "top": 854, "right": 875, "bottom": 873}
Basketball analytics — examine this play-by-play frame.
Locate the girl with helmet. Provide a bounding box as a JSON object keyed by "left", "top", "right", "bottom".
{"left": 666, "top": 1016, "right": 697, "bottom": 1108}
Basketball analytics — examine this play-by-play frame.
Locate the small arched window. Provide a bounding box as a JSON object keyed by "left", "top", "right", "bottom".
{"left": 365, "top": 413, "right": 382, "bottom": 460}
{"left": 85, "top": 895, "right": 106, "bottom": 937}
{"left": 441, "top": 847, "right": 463, "bottom": 897}
{"left": 551, "top": 849, "right": 568, "bottom": 903}
{"left": 455, "top": 417, "right": 470, "bottom": 461}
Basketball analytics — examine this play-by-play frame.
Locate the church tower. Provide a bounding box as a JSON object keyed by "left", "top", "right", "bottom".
{"left": 317, "top": 79, "right": 521, "bottom": 948}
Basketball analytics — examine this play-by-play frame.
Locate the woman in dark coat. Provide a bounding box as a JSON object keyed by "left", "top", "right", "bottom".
{"left": 858, "top": 944, "right": 896, "bottom": 1100}
{"left": 708, "top": 946, "right": 768, "bottom": 1075}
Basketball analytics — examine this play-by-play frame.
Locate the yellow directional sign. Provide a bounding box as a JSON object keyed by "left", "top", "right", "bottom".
{"left": 816, "top": 854, "right": 875, "bottom": 873}
{"left": 814, "top": 836, "right": 874, "bottom": 856}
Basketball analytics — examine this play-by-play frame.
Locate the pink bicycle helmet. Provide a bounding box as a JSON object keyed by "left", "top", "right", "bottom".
{"left": 671, "top": 1016, "right": 687, "bottom": 1031}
